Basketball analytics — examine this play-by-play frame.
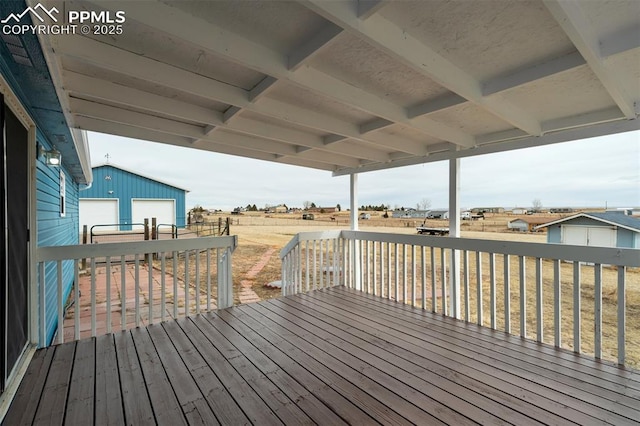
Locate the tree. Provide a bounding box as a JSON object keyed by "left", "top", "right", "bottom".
{"left": 336, "top": 204, "right": 341, "bottom": 212}
{"left": 532, "top": 198, "right": 543, "bottom": 212}
{"left": 311, "top": 202, "right": 317, "bottom": 208}
{"left": 417, "top": 198, "right": 431, "bottom": 211}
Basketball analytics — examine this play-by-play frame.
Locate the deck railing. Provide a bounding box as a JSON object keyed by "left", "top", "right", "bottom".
{"left": 281, "top": 230, "right": 640, "bottom": 367}
{"left": 36, "top": 235, "right": 237, "bottom": 347}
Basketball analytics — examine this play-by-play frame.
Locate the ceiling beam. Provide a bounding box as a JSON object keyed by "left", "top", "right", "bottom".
{"left": 544, "top": 0, "right": 637, "bottom": 119}
{"left": 100, "top": 0, "right": 475, "bottom": 147}
{"left": 407, "top": 94, "right": 468, "bottom": 119}
{"left": 288, "top": 23, "right": 343, "bottom": 71}
{"left": 54, "top": 36, "right": 426, "bottom": 156}
{"left": 482, "top": 52, "right": 586, "bottom": 96}
{"left": 248, "top": 76, "right": 279, "bottom": 102}
{"left": 303, "top": 0, "right": 543, "bottom": 136}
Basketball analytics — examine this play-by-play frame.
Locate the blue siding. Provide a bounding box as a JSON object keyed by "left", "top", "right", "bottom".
{"left": 81, "top": 165, "right": 186, "bottom": 229}
{"left": 36, "top": 130, "right": 78, "bottom": 344}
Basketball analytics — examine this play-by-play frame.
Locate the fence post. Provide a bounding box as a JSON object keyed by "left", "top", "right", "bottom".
{"left": 144, "top": 218, "right": 149, "bottom": 240}
{"left": 226, "top": 217, "right": 230, "bottom": 235}
{"left": 151, "top": 217, "right": 157, "bottom": 240}
{"left": 81, "top": 224, "right": 87, "bottom": 270}
{"left": 218, "top": 217, "right": 222, "bottom": 236}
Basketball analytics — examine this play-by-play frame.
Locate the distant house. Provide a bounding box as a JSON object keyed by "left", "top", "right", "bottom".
{"left": 79, "top": 164, "right": 188, "bottom": 232}
{"left": 392, "top": 209, "right": 430, "bottom": 218}
{"left": 511, "top": 208, "right": 528, "bottom": 215}
{"left": 508, "top": 217, "right": 554, "bottom": 232}
{"left": 428, "top": 210, "right": 449, "bottom": 219}
{"left": 471, "top": 207, "right": 505, "bottom": 214}
{"left": 274, "top": 204, "right": 288, "bottom": 213}
{"left": 535, "top": 211, "right": 640, "bottom": 248}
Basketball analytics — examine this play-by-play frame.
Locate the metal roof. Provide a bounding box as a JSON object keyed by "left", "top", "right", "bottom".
{"left": 31, "top": 0, "right": 640, "bottom": 176}
{"left": 536, "top": 212, "right": 640, "bottom": 233}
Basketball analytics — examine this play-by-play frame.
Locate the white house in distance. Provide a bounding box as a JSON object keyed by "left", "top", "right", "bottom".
{"left": 536, "top": 211, "right": 640, "bottom": 248}
{"left": 507, "top": 216, "right": 554, "bottom": 232}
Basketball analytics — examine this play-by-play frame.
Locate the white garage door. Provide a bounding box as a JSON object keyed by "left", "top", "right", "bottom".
{"left": 79, "top": 199, "right": 119, "bottom": 232}
{"left": 132, "top": 199, "right": 175, "bottom": 226}
{"left": 562, "top": 226, "right": 617, "bottom": 247}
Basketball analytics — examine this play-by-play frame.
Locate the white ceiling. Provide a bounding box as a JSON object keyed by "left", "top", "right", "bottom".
{"left": 37, "top": 0, "right": 640, "bottom": 176}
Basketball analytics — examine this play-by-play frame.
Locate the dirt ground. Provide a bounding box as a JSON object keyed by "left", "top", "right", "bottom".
{"left": 196, "top": 212, "right": 638, "bottom": 368}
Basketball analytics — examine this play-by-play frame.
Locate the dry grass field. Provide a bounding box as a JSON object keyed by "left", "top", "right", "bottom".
{"left": 184, "top": 211, "right": 638, "bottom": 369}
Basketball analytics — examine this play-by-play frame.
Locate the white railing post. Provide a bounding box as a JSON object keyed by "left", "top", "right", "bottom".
{"left": 217, "top": 247, "right": 234, "bottom": 309}
{"left": 448, "top": 157, "right": 461, "bottom": 318}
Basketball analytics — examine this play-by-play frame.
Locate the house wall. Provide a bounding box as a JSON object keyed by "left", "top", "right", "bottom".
{"left": 80, "top": 165, "right": 186, "bottom": 229}
{"left": 35, "top": 130, "right": 78, "bottom": 344}
{"left": 547, "top": 216, "right": 638, "bottom": 248}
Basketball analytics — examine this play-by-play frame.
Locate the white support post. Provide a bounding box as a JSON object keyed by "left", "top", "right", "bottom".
{"left": 448, "top": 158, "right": 461, "bottom": 318}
{"left": 350, "top": 174, "right": 361, "bottom": 290}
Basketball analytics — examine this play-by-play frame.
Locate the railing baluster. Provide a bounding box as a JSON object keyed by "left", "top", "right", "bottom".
{"left": 394, "top": 243, "right": 399, "bottom": 302}
{"left": 106, "top": 256, "right": 112, "bottom": 334}
{"left": 206, "top": 249, "right": 211, "bottom": 312}
{"left": 504, "top": 254, "right": 510, "bottom": 334}
{"left": 313, "top": 240, "right": 317, "bottom": 290}
{"left": 325, "top": 239, "right": 330, "bottom": 288}
{"left": 161, "top": 252, "right": 167, "bottom": 322}
{"left": 387, "top": 242, "right": 391, "bottom": 299}
{"left": 489, "top": 253, "right": 496, "bottom": 329}
{"left": 519, "top": 256, "right": 526, "bottom": 338}
{"left": 441, "top": 249, "right": 447, "bottom": 316}
{"left": 57, "top": 260, "right": 63, "bottom": 344}
{"left": 92, "top": 257, "right": 98, "bottom": 335}
{"left": 134, "top": 254, "right": 140, "bottom": 327}
{"left": 617, "top": 266, "right": 626, "bottom": 365}
{"left": 536, "top": 257, "right": 543, "bottom": 343}
{"left": 463, "top": 250, "right": 469, "bottom": 321}
{"left": 403, "top": 244, "right": 408, "bottom": 305}
{"left": 333, "top": 239, "right": 338, "bottom": 287}
{"left": 366, "top": 240, "right": 371, "bottom": 294}
{"left": 121, "top": 256, "right": 126, "bottom": 331}
{"left": 74, "top": 260, "right": 80, "bottom": 341}
{"left": 320, "top": 239, "right": 325, "bottom": 289}
{"left": 195, "top": 249, "right": 201, "bottom": 314}
{"left": 148, "top": 253, "right": 154, "bottom": 323}
{"left": 185, "top": 250, "right": 190, "bottom": 316}
{"left": 305, "top": 240, "right": 310, "bottom": 292}
{"left": 373, "top": 241, "right": 378, "bottom": 296}
{"left": 476, "top": 251, "right": 482, "bottom": 326}
{"left": 573, "top": 261, "right": 581, "bottom": 354}
{"left": 421, "top": 247, "right": 427, "bottom": 310}
{"left": 594, "top": 263, "right": 602, "bottom": 359}
{"left": 431, "top": 247, "right": 437, "bottom": 312}
{"left": 380, "top": 241, "right": 385, "bottom": 298}
{"left": 554, "top": 259, "right": 561, "bottom": 347}
{"left": 173, "top": 252, "right": 179, "bottom": 319}
{"left": 411, "top": 245, "right": 416, "bottom": 307}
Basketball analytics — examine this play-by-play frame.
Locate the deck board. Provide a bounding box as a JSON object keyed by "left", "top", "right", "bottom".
{"left": 3, "top": 286, "right": 639, "bottom": 425}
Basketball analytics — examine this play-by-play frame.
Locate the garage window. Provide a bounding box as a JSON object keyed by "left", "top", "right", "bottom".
{"left": 59, "top": 170, "right": 66, "bottom": 217}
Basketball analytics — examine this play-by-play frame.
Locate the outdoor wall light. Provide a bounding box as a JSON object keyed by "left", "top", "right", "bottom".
{"left": 39, "top": 145, "right": 62, "bottom": 166}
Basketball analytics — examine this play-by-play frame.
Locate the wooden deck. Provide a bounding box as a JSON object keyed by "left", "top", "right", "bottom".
{"left": 4, "top": 286, "right": 640, "bottom": 425}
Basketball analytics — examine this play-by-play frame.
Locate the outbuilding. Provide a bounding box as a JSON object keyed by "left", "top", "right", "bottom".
{"left": 535, "top": 211, "right": 640, "bottom": 248}
{"left": 79, "top": 164, "right": 188, "bottom": 232}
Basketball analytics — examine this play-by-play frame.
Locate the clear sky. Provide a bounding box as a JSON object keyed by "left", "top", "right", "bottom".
{"left": 86, "top": 130, "right": 640, "bottom": 211}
